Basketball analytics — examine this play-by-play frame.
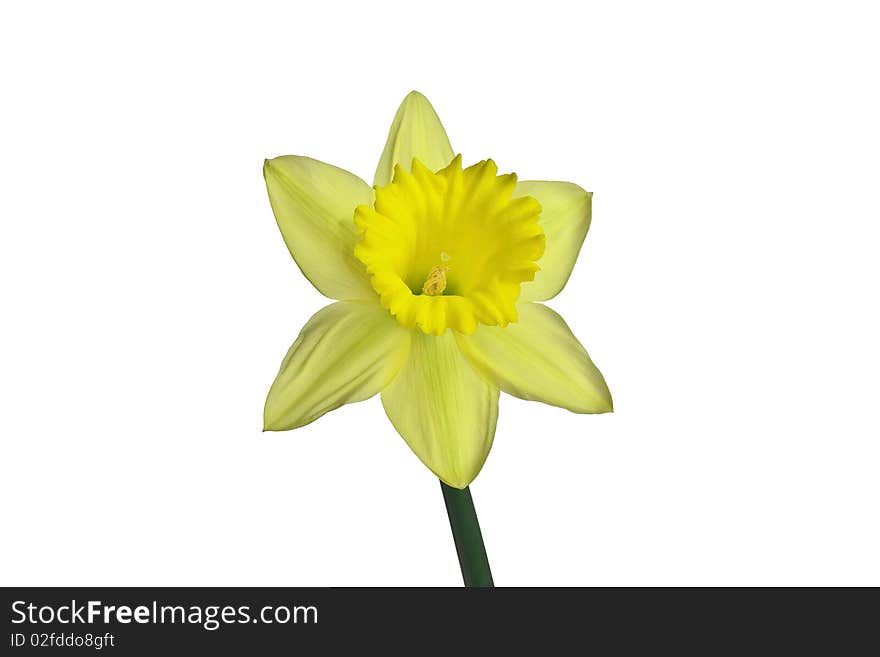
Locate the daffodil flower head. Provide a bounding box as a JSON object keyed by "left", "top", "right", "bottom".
{"left": 263, "top": 91, "right": 612, "bottom": 488}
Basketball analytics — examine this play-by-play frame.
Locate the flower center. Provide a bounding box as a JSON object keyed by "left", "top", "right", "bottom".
{"left": 354, "top": 156, "right": 545, "bottom": 335}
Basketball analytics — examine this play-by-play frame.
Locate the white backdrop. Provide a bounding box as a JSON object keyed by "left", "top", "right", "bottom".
{"left": 2, "top": 1, "right": 878, "bottom": 586}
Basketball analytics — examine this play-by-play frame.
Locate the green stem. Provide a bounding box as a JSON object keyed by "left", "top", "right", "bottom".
{"left": 440, "top": 481, "right": 494, "bottom": 587}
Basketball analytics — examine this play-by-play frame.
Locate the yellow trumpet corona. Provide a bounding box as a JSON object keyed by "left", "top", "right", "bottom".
{"left": 354, "top": 155, "right": 545, "bottom": 336}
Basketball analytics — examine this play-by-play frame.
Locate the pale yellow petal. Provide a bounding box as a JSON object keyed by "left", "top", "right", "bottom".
{"left": 264, "top": 301, "right": 411, "bottom": 431}
{"left": 373, "top": 91, "right": 455, "bottom": 187}
{"left": 456, "top": 302, "right": 612, "bottom": 414}
{"left": 381, "top": 331, "right": 499, "bottom": 488}
{"left": 264, "top": 156, "right": 375, "bottom": 300}
{"left": 514, "top": 181, "right": 592, "bottom": 301}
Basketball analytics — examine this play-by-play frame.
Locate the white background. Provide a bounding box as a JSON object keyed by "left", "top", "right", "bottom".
{"left": 2, "top": 1, "right": 878, "bottom": 586}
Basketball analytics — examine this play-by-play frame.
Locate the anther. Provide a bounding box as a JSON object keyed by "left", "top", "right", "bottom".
{"left": 421, "top": 266, "right": 449, "bottom": 296}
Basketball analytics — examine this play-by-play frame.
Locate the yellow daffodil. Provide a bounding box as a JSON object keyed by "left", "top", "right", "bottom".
{"left": 263, "top": 91, "right": 612, "bottom": 489}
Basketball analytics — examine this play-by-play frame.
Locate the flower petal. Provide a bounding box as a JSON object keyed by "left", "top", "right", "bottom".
{"left": 373, "top": 91, "right": 455, "bottom": 187}
{"left": 264, "top": 301, "right": 411, "bottom": 431}
{"left": 456, "top": 302, "right": 612, "bottom": 414}
{"left": 264, "top": 156, "right": 375, "bottom": 300}
{"left": 514, "top": 181, "right": 592, "bottom": 301}
{"left": 381, "top": 331, "right": 499, "bottom": 488}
